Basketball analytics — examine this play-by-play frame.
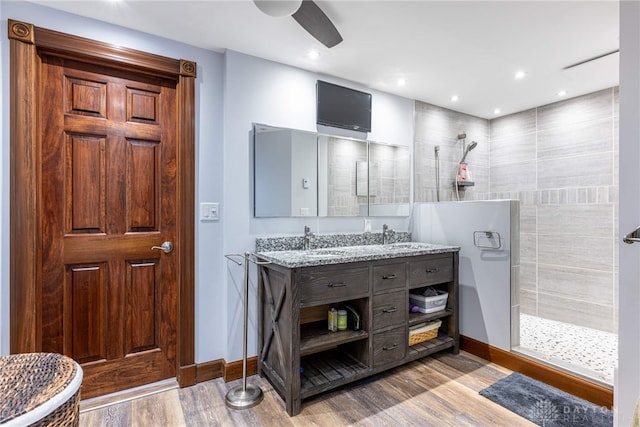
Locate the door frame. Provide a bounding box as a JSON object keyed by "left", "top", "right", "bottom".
{"left": 8, "top": 20, "right": 197, "bottom": 388}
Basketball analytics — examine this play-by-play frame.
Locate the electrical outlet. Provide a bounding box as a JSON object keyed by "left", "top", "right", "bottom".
{"left": 200, "top": 202, "right": 220, "bottom": 221}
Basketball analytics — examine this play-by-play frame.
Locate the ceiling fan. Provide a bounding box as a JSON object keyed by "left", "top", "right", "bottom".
{"left": 253, "top": 0, "right": 343, "bottom": 48}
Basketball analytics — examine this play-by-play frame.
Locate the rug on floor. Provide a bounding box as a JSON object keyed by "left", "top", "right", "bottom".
{"left": 479, "top": 373, "right": 613, "bottom": 427}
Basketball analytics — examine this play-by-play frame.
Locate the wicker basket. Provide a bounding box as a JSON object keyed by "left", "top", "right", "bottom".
{"left": 0, "top": 353, "right": 83, "bottom": 426}
{"left": 408, "top": 320, "right": 442, "bottom": 346}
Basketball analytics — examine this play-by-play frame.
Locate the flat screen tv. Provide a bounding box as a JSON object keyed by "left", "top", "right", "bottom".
{"left": 316, "top": 80, "right": 372, "bottom": 132}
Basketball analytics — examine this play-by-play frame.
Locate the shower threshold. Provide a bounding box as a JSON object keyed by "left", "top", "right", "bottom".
{"left": 514, "top": 314, "right": 616, "bottom": 387}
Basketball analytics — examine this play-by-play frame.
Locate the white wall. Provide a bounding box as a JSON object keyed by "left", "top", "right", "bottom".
{"left": 223, "top": 50, "right": 414, "bottom": 360}
{"left": 617, "top": 1, "right": 640, "bottom": 424}
{"left": 0, "top": 2, "right": 226, "bottom": 363}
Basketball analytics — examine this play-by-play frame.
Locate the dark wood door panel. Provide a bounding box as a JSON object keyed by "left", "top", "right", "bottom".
{"left": 65, "top": 76, "right": 107, "bottom": 118}
{"left": 67, "top": 134, "right": 106, "bottom": 233}
{"left": 63, "top": 115, "right": 163, "bottom": 141}
{"left": 40, "top": 55, "right": 178, "bottom": 398}
{"left": 63, "top": 234, "right": 163, "bottom": 263}
{"left": 126, "top": 261, "right": 160, "bottom": 354}
{"left": 128, "top": 140, "right": 160, "bottom": 231}
{"left": 81, "top": 347, "right": 174, "bottom": 397}
{"left": 65, "top": 264, "right": 107, "bottom": 363}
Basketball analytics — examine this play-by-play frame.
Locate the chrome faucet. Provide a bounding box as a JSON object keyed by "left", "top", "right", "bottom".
{"left": 382, "top": 224, "right": 394, "bottom": 245}
{"left": 304, "top": 226, "right": 314, "bottom": 250}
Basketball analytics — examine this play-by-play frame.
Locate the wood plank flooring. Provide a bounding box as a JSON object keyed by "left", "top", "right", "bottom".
{"left": 80, "top": 351, "right": 536, "bottom": 426}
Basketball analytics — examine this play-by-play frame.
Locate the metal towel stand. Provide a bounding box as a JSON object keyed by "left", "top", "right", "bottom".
{"left": 223, "top": 252, "right": 272, "bottom": 409}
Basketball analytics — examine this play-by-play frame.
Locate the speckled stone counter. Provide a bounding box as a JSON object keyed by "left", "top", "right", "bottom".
{"left": 256, "top": 242, "right": 460, "bottom": 268}
{"left": 255, "top": 231, "right": 412, "bottom": 253}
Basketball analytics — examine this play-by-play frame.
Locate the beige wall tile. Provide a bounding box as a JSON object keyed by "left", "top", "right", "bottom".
{"left": 490, "top": 161, "right": 537, "bottom": 192}
{"left": 519, "top": 205, "right": 537, "bottom": 234}
{"left": 538, "top": 234, "right": 613, "bottom": 271}
{"left": 491, "top": 131, "right": 537, "bottom": 166}
{"left": 520, "top": 261, "right": 536, "bottom": 291}
{"left": 537, "top": 88, "right": 613, "bottom": 132}
{"left": 537, "top": 152, "right": 613, "bottom": 189}
{"left": 537, "top": 292, "right": 614, "bottom": 332}
{"left": 538, "top": 204, "right": 614, "bottom": 238}
{"left": 538, "top": 264, "right": 614, "bottom": 306}
{"left": 490, "top": 108, "right": 537, "bottom": 139}
{"left": 520, "top": 289, "right": 537, "bottom": 315}
{"left": 537, "top": 118, "right": 613, "bottom": 159}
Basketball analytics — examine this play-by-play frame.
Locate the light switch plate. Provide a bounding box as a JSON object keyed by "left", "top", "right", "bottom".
{"left": 200, "top": 202, "right": 220, "bottom": 221}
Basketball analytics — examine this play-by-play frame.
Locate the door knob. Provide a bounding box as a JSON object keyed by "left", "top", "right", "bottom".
{"left": 151, "top": 241, "right": 174, "bottom": 253}
{"left": 623, "top": 226, "right": 640, "bottom": 244}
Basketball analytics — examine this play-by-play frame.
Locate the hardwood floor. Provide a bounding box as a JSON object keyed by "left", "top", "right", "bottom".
{"left": 80, "top": 351, "right": 536, "bottom": 426}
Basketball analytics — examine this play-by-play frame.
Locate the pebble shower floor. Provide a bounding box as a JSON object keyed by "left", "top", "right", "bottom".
{"left": 516, "top": 314, "right": 617, "bottom": 385}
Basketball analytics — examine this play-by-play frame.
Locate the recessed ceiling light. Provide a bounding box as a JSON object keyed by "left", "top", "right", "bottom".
{"left": 308, "top": 50, "right": 319, "bottom": 59}
{"left": 514, "top": 70, "right": 526, "bottom": 80}
{"left": 557, "top": 90, "right": 567, "bottom": 97}
{"left": 451, "top": 95, "right": 459, "bottom": 102}
{"left": 493, "top": 108, "right": 501, "bottom": 115}
{"left": 397, "top": 78, "right": 406, "bottom": 86}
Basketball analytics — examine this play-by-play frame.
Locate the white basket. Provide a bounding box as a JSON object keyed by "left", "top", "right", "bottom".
{"left": 409, "top": 289, "right": 448, "bottom": 314}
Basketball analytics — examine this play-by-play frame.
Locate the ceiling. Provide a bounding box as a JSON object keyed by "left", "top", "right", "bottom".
{"left": 27, "top": 0, "right": 619, "bottom": 119}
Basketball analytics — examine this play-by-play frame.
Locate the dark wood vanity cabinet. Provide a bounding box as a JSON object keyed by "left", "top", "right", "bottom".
{"left": 257, "top": 252, "right": 459, "bottom": 416}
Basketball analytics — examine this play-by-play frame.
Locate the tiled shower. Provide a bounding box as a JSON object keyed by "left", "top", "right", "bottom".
{"left": 414, "top": 88, "right": 619, "bottom": 384}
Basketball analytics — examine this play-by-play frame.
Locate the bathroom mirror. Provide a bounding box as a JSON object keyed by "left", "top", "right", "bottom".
{"left": 318, "top": 134, "right": 368, "bottom": 216}
{"left": 253, "top": 124, "right": 410, "bottom": 218}
{"left": 254, "top": 124, "right": 318, "bottom": 217}
{"left": 368, "top": 142, "right": 410, "bottom": 216}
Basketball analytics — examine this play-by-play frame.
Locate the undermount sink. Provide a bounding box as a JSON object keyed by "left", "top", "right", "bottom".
{"left": 302, "top": 249, "right": 348, "bottom": 259}
{"left": 388, "top": 242, "right": 433, "bottom": 250}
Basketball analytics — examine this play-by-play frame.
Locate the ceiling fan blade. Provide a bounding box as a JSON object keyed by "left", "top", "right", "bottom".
{"left": 292, "top": 0, "right": 343, "bottom": 48}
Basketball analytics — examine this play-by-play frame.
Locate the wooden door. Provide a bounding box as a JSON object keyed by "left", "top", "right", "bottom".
{"left": 9, "top": 19, "right": 195, "bottom": 400}
{"left": 38, "top": 56, "right": 178, "bottom": 398}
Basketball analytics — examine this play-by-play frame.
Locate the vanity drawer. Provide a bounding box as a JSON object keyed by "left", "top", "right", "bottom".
{"left": 373, "top": 327, "right": 406, "bottom": 368}
{"left": 298, "top": 266, "right": 369, "bottom": 306}
{"left": 409, "top": 255, "right": 453, "bottom": 287}
{"left": 373, "top": 262, "right": 406, "bottom": 292}
{"left": 373, "top": 291, "right": 406, "bottom": 331}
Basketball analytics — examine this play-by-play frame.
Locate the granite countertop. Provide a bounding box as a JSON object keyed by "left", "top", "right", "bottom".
{"left": 256, "top": 242, "right": 460, "bottom": 268}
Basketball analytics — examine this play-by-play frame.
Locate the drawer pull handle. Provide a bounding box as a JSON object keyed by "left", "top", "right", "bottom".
{"left": 328, "top": 281, "right": 346, "bottom": 288}
{"left": 382, "top": 307, "right": 398, "bottom": 313}
{"left": 425, "top": 268, "right": 440, "bottom": 274}
{"left": 383, "top": 343, "right": 399, "bottom": 351}
{"left": 382, "top": 274, "right": 397, "bottom": 280}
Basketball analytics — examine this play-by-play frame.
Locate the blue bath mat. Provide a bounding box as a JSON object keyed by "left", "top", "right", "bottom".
{"left": 479, "top": 373, "right": 613, "bottom": 427}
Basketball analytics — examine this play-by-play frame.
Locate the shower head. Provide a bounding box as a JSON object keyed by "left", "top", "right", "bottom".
{"left": 460, "top": 141, "right": 478, "bottom": 163}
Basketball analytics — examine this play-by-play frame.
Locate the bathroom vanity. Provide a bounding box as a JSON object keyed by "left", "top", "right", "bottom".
{"left": 256, "top": 243, "right": 459, "bottom": 416}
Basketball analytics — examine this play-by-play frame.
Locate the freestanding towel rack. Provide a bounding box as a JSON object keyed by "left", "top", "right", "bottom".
{"left": 223, "top": 252, "right": 272, "bottom": 409}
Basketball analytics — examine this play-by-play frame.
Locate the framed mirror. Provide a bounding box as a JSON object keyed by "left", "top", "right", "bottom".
{"left": 253, "top": 123, "right": 410, "bottom": 218}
